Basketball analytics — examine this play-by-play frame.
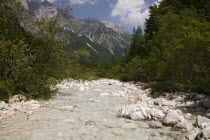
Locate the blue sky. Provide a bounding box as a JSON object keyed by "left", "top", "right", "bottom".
{"left": 48, "top": 0, "right": 162, "bottom": 32}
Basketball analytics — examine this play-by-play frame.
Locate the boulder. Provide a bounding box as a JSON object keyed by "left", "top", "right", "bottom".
{"left": 195, "top": 127, "right": 210, "bottom": 140}
{"left": 0, "top": 101, "right": 7, "bottom": 110}
{"left": 138, "top": 94, "right": 150, "bottom": 102}
{"left": 135, "top": 103, "right": 150, "bottom": 119}
{"left": 163, "top": 109, "right": 185, "bottom": 126}
{"left": 201, "top": 99, "right": 210, "bottom": 109}
{"left": 161, "top": 106, "right": 169, "bottom": 114}
{"left": 150, "top": 108, "right": 165, "bottom": 120}
{"left": 185, "top": 101, "right": 197, "bottom": 108}
{"left": 131, "top": 111, "right": 145, "bottom": 121}
{"left": 174, "top": 120, "right": 194, "bottom": 131}
{"left": 118, "top": 105, "right": 136, "bottom": 118}
{"left": 147, "top": 100, "right": 154, "bottom": 106}
{"left": 186, "top": 129, "right": 200, "bottom": 140}
{"left": 195, "top": 115, "right": 210, "bottom": 129}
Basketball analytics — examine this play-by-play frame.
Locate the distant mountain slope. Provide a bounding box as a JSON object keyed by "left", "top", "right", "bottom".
{"left": 25, "top": 0, "right": 132, "bottom": 63}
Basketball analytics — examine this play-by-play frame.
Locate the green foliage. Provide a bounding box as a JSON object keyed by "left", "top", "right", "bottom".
{"left": 114, "top": 0, "right": 210, "bottom": 95}
{"left": 0, "top": 0, "right": 89, "bottom": 100}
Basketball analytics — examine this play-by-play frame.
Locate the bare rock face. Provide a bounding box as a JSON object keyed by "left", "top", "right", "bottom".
{"left": 26, "top": 1, "right": 132, "bottom": 60}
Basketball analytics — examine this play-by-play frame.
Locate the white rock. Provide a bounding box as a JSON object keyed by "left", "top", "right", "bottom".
{"left": 9, "top": 95, "right": 26, "bottom": 103}
{"left": 135, "top": 103, "right": 149, "bottom": 118}
{"left": 131, "top": 111, "right": 145, "bottom": 120}
{"left": 195, "top": 115, "right": 210, "bottom": 129}
{"left": 163, "top": 109, "right": 185, "bottom": 126}
{"left": 161, "top": 106, "right": 169, "bottom": 114}
{"left": 147, "top": 100, "right": 154, "bottom": 106}
{"left": 25, "top": 100, "right": 40, "bottom": 109}
{"left": 79, "top": 86, "right": 85, "bottom": 91}
{"left": 94, "top": 89, "right": 101, "bottom": 92}
{"left": 100, "top": 93, "right": 111, "bottom": 96}
{"left": 150, "top": 108, "right": 165, "bottom": 120}
{"left": 196, "top": 126, "right": 210, "bottom": 139}
{"left": 12, "top": 103, "right": 23, "bottom": 111}
{"left": 185, "top": 101, "right": 196, "bottom": 108}
{"left": 0, "top": 101, "right": 7, "bottom": 110}
{"left": 118, "top": 105, "right": 137, "bottom": 118}
{"left": 26, "top": 110, "right": 33, "bottom": 115}
{"left": 174, "top": 120, "right": 194, "bottom": 131}
{"left": 84, "top": 82, "right": 89, "bottom": 86}
{"left": 138, "top": 94, "right": 150, "bottom": 102}
{"left": 61, "top": 105, "right": 74, "bottom": 111}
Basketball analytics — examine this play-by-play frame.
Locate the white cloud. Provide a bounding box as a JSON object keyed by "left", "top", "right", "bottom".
{"left": 111, "top": 0, "right": 161, "bottom": 27}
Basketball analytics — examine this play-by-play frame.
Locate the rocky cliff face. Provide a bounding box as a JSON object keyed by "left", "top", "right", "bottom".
{"left": 25, "top": 0, "right": 132, "bottom": 61}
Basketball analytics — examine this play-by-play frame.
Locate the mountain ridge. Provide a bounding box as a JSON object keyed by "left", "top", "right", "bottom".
{"left": 24, "top": 0, "right": 132, "bottom": 62}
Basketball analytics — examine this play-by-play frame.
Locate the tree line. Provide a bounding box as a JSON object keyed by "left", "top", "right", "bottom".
{"left": 103, "top": 0, "right": 210, "bottom": 95}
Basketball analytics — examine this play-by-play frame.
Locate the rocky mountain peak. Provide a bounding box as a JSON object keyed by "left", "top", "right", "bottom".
{"left": 79, "top": 18, "right": 104, "bottom": 25}
{"left": 30, "top": 0, "right": 58, "bottom": 19}
{"left": 24, "top": 0, "right": 132, "bottom": 61}
{"left": 39, "top": 0, "right": 53, "bottom": 7}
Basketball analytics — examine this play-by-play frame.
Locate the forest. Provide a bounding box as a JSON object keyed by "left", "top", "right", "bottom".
{"left": 105, "top": 0, "right": 210, "bottom": 95}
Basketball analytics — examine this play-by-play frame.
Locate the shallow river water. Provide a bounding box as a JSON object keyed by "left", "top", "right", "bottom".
{"left": 0, "top": 79, "right": 185, "bottom": 140}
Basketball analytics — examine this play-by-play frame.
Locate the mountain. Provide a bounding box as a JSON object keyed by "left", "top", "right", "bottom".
{"left": 25, "top": 0, "right": 132, "bottom": 63}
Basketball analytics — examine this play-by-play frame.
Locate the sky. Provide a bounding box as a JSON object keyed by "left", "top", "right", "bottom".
{"left": 46, "top": 0, "right": 162, "bottom": 32}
